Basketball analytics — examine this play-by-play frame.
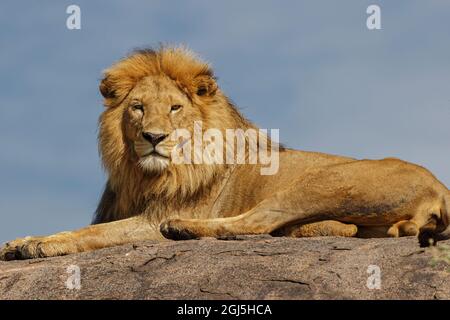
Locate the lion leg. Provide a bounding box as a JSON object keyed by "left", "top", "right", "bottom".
{"left": 387, "top": 220, "right": 419, "bottom": 237}
{"left": 160, "top": 210, "right": 358, "bottom": 240}
{"left": 160, "top": 200, "right": 359, "bottom": 240}
{"left": 272, "top": 220, "right": 358, "bottom": 238}
{"left": 386, "top": 212, "right": 442, "bottom": 248}
{"left": 160, "top": 184, "right": 346, "bottom": 240}
{"left": 0, "top": 216, "right": 163, "bottom": 260}
{"left": 160, "top": 209, "right": 279, "bottom": 240}
{"left": 158, "top": 188, "right": 388, "bottom": 240}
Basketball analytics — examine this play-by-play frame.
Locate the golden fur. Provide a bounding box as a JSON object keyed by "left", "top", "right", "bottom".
{"left": 1, "top": 46, "right": 449, "bottom": 260}
{"left": 96, "top": 47, "right": 256, "bottom": 222}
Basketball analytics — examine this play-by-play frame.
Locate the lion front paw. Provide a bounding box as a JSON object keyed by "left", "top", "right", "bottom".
{"left": 0, "top": 234, "right": 78, "bottom": 261}
{"left": 160, "top": 219, "right": 200, "bottom": 241}
{"left": 0, "top": 237, "right": 30, "bottom": 261}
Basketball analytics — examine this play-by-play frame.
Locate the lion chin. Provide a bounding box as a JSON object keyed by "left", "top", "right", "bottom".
{"left": 138, "top": 154, "right": 170, "bottom": 173}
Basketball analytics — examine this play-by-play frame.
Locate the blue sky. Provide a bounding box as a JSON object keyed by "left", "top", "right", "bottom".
{"left": 0, "top": 1, "right": 449, "bottom": 242}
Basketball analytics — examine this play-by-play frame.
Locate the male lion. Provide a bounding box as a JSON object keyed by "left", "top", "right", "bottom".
{"left": 1, "top": 46, "right": 449, "bottom": 260}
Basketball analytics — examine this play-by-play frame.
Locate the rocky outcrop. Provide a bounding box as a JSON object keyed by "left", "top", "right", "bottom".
{"left": 1, "top": 235, "right": 449, "bottom": 299}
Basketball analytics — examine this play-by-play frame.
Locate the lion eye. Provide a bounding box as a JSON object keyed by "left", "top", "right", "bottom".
{"left": 132, "top": 104, "right": 144, "bottom": 111}
{"left": 197, "top": 87, "right": 207, "bottom": 96}
{"left": 171, "top": 104, "right": 183, "bottom": 112}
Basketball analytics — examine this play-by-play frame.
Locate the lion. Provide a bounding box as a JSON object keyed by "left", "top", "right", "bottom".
{"left": 1, "top": 46, "right": 449, "bottom": 261}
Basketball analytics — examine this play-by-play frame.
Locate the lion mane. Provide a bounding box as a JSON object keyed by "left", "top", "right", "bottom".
{"left": 96, "top": 47, "right": 259, "bottom": 223}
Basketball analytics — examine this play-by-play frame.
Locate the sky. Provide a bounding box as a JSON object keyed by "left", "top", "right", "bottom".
{"left": 0, "top": 1, "right": 449, "bottom": 242}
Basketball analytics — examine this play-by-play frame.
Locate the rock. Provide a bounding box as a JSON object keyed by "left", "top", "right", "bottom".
{"left": 0, "top": 235, "right": 449, "bottom": 299}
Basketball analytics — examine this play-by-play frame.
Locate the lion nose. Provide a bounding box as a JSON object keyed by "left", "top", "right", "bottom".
{"left": 142, "top": 132, "right": 168, "bottom": 146}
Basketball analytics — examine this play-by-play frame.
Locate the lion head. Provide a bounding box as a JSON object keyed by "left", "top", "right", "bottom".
{"left": 98, "top": 46, "right": 255, "bottom": 207}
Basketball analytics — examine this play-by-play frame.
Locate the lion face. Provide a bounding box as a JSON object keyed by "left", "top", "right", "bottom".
{"left": 123, "top": 75, "right": 202, "bottom": 173}
{"left": 98, "top": 47, "right": 248, "bottom": 200}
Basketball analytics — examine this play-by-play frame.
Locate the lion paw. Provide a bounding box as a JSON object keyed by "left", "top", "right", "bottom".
{"left": 0, "top": 235, "right": 78, "bottom": 261}
{"left": 160, "top": 219, "right": 200, "bottom": 240}
{"left": 0, "top": 239, "right": 25, "bottom": 261}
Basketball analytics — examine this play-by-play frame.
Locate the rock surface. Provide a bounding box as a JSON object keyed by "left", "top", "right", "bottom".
{"left": 0, "top": 235, "right": 449, "bottom": 300}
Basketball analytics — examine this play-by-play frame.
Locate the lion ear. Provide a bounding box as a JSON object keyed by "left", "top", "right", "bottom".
{"left": 99, "top": 76, "right": 116, "bottom": 99}
{"left": 193, "top": 75, "right": 217, "bottom": 97}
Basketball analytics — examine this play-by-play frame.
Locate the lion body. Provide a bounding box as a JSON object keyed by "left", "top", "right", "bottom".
{"left": 1, "top": 47, "right": 449, "bottom": 260}
{"left": 95, "top": 145, "right": 450, "bottom": 242}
